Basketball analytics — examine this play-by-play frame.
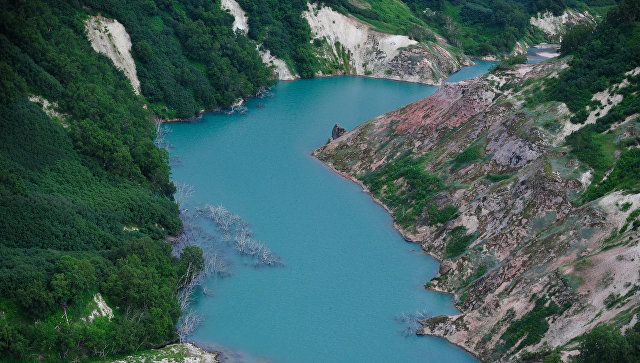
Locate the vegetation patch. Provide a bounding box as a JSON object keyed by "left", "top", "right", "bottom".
{"left": 486, "top": 173, "right": 513, "bottom": 182}
{"left": 584, "top": 148, "right": 640, "bottom": 201}
{"left": 451, "top": 139, "right": 486, "bottom": 170}
{"left": 500, "top": 296, "right": 568, "bottom": 352}
{"left": 575, "top": 323, "right": 640, "bottom": 363}
{"left": 543, "top": 3, "right": 639, "bottom": 114}
{"left": 359, "top": 154, "right": 457, "bottom": 227}
{"left": 445, "top": 226, "right": 476, "bottom": 259}
{"left": 566, "top": 126, "right": 616, "bottom": 186}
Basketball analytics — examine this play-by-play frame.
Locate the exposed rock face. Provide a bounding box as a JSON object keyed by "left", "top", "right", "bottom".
{"left": 530, "top": 10, "right": 596, "bottom": 42}
{"left": 217, "top": 1, "right": 468, "bottom": 83}
{"left": 85, "top": 15, "right": 140, "bottom": 95}
{"left": 220, "top": 0, "right": 248, "bottom": 33}
{"left": 332, "top": 123, "right": 347, "bottom": 140}
{"left": 304, "top": 3, "right": 470, "bottom": 85}
{"left": 28, "top": 95, "right": 70, "bottom": 127}
{"left": 258, "top": 47, "right": 297, "bottom": 81}
{"left": 314, "top": 59, "right": 640, "bottom": 360}
{"left": 218, "top": 0, "right": 298, "bottom": 80}
{"left": 86, "top": 293, "right": 114, "bottom": 322}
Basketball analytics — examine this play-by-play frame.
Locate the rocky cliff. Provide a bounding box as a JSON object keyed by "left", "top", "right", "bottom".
{"left": 219, "top": 0, "right": 470, "bottom": 84}
{"left": 314, "top": 59, "right": 640, "bottom": 360}
{"left": 85, "top": 15, "right": 140, "bottom": 95}
{"left": 304, "top": 3, "right": 471, "bottom": 84}
{"left": 530, "top": 10, "right": 596, "bottom": 43}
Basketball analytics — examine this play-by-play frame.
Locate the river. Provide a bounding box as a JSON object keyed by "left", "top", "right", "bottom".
{"left": 166, "top": 61, "right": 495, "bottom": 362}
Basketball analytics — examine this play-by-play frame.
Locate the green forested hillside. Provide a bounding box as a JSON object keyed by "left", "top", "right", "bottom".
{"left": 0, "top": 0, "right": 204, "bottom": 361}
{"left": 0, "top": 0, "right": 635, "bottom": 361}
{"left": 82, "top": 0, "right": 275, "bottom": 119}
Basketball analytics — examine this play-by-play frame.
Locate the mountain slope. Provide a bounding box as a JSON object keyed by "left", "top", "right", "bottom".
{"left": 0, "top": 1, "right": 205, "bottom": 361}
{"left": 314, "top": 2, "right": 640, "bottom": 359}
{"left": 316, "top": 57, "right": 640, "bottom": 361}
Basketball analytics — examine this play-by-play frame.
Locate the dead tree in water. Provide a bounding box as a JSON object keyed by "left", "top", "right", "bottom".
{"left": 154, "top": 119, "right": 170, "bottom": 150}
{"left": 397, "top": 310, "right": 431, "bottom": 337}
{"left": 174, "top": 182, "right": 194, "bottom": 208}
{"left": 177, "top": 309, "right": 203, "bottom": 343}
{"left": 204, "top": 253, "right": 230, "bottom": 277}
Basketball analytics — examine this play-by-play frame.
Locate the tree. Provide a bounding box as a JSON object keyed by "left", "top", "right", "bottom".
{"left": 577, "top": 324, "right": 632, "bottom": 363}
{"left": 50, "top": 256, "right": 96, "bottom": 306}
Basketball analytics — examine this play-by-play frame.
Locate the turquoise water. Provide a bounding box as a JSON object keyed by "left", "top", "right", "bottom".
{"left": 166, "top": 62, "right": 494, "bottom": 362}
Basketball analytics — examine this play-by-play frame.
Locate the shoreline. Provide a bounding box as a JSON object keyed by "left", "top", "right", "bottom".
{"left": 310, "top": 149, "right": 445, "bottom": 261}
{"left": 311, "top": 149, "right": 480, "bottom": 360}
{"left": 156, "top": 63, "right": 483, "bottom": 123}
{"left": 112, "top": 342, "right": 220, "bottom": 363}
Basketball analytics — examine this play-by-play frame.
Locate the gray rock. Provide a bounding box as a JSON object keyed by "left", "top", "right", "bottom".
{"left": 332, "top": 123, "right": 346, "bottom": 140}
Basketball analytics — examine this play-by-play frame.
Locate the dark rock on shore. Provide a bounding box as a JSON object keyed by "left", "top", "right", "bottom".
{"left": 332, "top": 123, "right": 346, "bottom": 140}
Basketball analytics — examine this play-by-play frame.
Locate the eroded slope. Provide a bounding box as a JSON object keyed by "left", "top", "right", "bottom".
{"left": 314, "top": 59, "right": 640, "bottom": 360}
{"left": 304, "top": 3, "right": 470, "bottom": 84}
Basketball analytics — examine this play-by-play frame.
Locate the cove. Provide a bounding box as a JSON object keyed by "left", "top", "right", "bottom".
{"left": 166, "top": 61, "right": 495, "bottom": 362}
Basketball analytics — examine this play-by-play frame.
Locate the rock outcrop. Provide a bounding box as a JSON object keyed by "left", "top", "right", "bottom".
{"left": 304, "top": 3, "right": 471, "bottom": 85}
{"left": 85, "top": 15, "right": 140, "bottom": 95}
{"left": 258, "top": 47, "right": 297, "bottom": 81}
{"left": 217, "top": 1, "right": 469, "bottom": 84}
{"left": 314, "top": 59, "right": 640, "bottom": 360}
{"left": 219, "top": 0, "right": 298, "bottom": 81}
{"left": 220, "top": 0, "right": 248, "bottom": 33}
{"left": 331, "top": 123, "right": 347, "bottom": 140}
{"left": 113, "top": 343, "right": 219, "bottom": 363}
{"left": 530, "top": 10, "right": 596, "bottom": 42}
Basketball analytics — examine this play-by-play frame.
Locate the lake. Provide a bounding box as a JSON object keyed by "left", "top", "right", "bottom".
{"left": 166, "top": 61, "right": 494, "bottom": 362}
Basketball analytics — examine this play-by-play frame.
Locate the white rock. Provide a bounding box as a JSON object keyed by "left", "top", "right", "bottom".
{"left": 85, "top": 15, "right": 140, "bottom": 95}
{"left": 220, "top": 0, "right": 248, "bottom": 33}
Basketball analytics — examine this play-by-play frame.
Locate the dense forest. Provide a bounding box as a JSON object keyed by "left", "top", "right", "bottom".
{"left": 0, "top": 0, "right": 206, "bottom": 361}
{"left": 82, "top": 0, "right": 275, "bottom": 119}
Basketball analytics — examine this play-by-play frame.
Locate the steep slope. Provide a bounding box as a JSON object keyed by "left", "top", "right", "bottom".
{"left": 220, "top": 0, "right": 296, "bottom": 81}
{"left": 314, "top": 57, "right": 640, "bottom": 360}
{"left": 530, "top": 10, "right": 596, "bottom": 42}
{"left": 402, "top": 0, "right": 610, "bottom": 59}
{"left": 304, "top": 3, "right": 470, "bottom": 84}
{"left": 224, "top": 0, "right": 469, "bottom": 84}
{"left": 81, "top": 0, "right": 275, "bottom": 119}
{"left": 220, "top": 0, "right": 249, "bottom": 33}
{"left": 0, "top": 0, "right": 207, "bottom": 361}
{"left": 85, "top": 15, "right": 141, "bottom": 95}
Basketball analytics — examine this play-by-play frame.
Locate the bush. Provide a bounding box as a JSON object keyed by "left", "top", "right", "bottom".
{"left": 576, "top": 324, "right": 635, "bottom": 363}
{"left": 445, "top": 226, "right": 476, "bottom": 258}
{"left": 500, "top": 296, "right": 561, "bottom": 352}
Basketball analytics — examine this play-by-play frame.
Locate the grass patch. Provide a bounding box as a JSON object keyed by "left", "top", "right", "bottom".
{"left": 486, "top": 173, "right": 512, "bottom": 182}
{"left": 584, "top": 148, "right": 640, "bottom": 201}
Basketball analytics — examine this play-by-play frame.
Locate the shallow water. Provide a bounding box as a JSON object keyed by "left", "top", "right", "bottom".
{"left": 167, "top": 61, "right": 495, "bottom": 363}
